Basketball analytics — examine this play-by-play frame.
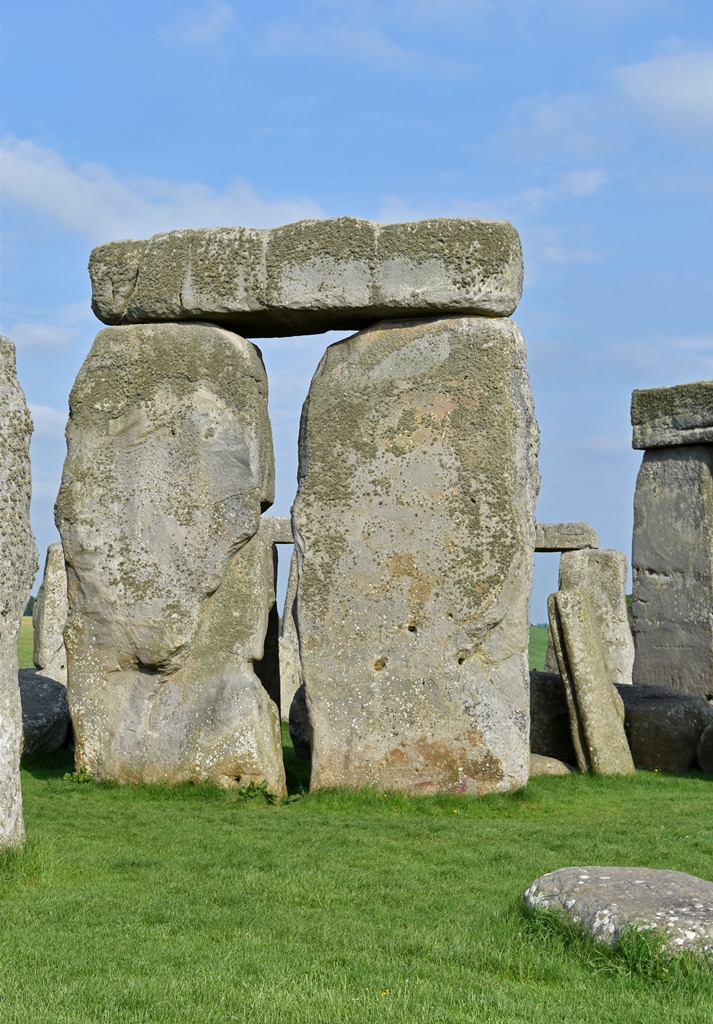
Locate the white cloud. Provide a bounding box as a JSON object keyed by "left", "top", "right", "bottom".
{"left": 29, "top": 404, "right": 67, "bottom": 441}
{"left": 2, "top": 301, "right": 96, "bottom": 352}
{"left": 173, "top": 0, "right": 235, "bottom": 45}
{"left": 262, "top": 21, "right": 466, "bottom": 73}
{"left": 515, "top": 167, "right": 608, "bottom": 209}
{"left": 615, "top": 50, "right": 713, "bottom": 139}
{"left": 0, "top": 137, "right": 324, "bottom": 244}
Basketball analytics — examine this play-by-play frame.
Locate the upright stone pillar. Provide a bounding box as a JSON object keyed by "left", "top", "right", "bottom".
{"left": 279, "top": 549, "right": 302, "bottom": 723}
{"left": 0, "top": 337, "right": 37, "bottom": 847}
{"left": 55, "top": 323, "right": 286, "bottom": 793}
{"left": 631, "top": 381, "right": 713, "bottom": 698}
{"left": 293, "top": 315, "right": 539, "bottom": 794}
{"left": 33, "top": 542, "right": 69, "bottom": 684}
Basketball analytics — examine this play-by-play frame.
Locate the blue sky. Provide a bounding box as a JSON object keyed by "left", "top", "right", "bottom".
{"left": 2, "top": 0, "right": 712, "bottom": 619}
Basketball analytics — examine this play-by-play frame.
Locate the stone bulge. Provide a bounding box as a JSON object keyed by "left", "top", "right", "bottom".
{"left": 89, "top": 216, "right": 523, "bottom": 336}
{"left": 292, "top": 314, "right": 539, "bottom": 794}
{"left": 0, "top": 336, "right": 37, "bottom": 848}
{"left": 55, "top": 322, "right": 285, "bottom": 793}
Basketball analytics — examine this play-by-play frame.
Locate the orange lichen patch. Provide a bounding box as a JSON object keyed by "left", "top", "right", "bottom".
{"left": 377, "top": 732, "right": 506, "bottom": 794}
{"left": 381, "top": 552, "right": 435, "bottom": 604}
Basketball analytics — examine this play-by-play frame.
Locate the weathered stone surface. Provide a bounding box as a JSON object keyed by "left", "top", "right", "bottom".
{"left": 529, "top": 753, "right": 571, "bottom": 776}
{"left": 621, "top": 685, "right": 713, "bottom": 772}
{"left": 548, "top": 590, "right": 634, "bottom": 775}
{"left": 632, "top": 380, "right": 713, "bottom": 449}
{"left": 293, "top": 315, "right": 539, "bottom": 794}
{"left": 534, "top": 522, "right": 599, "bottom": 551}
{"left": 55, "top": 323, "right": 285, "bottom": 794}
{"left": 632, "top": 447, "right": 713, "bottom": 698}
{"left": 19, "top": 670, "right": 70, "bottom": 756}
{"left": 260, "top": 516, "right": 293, "bottom": 544}
{"left": 0, "top": 337, "right": 37, "bottom": 847}
{"left": 524, "top": 867, "right": 713, "bottom": 957}
{"left": 33, "top": 542, "right": 68, "bottom": 685}
{"left": 288, "top": 684, "right": 312, "bottom": 762}
{"left": 557, "top": 549, "right": 634, "bottom": 687}
{"left": 529, "top": 670, "right": 577, "bottom": 764}
{"left": 532, "top": 672, "right": 713, "bottom": 772}
{"left": 697, "top": 723, "right": 713, "bottom": 774}
{"left": 279, "top": 548, "right": 301, "bottom": 722}
{"left": 90, "top": 218, "right": 524, "bottom": 336}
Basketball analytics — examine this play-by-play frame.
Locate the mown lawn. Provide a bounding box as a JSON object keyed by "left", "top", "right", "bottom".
{"left": 1, "top": 734, "right": 711, "bottom": 1024}
{"left": 529, "top": 624, "right": 549, "bottom": 671}
{"left": 17, "top": 617, "right": 34, "bottom": 669}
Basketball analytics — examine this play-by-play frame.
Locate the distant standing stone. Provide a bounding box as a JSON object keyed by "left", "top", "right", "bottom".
{"left": 556, "top": 549, "right": 634, "bottom": 687}
{"left": 33, "top": 542, "right": 69, "bottom": 685}
{"left": 293, "top": 315, "right": 539, "bottom": 794}
{"left": 279, "top": 549, "right": 302, "bottom": 723}
{"left": 632, "top": 380, "right": 713, "bottom": 449}
{"left": 524, "top": 866, "right": 713, "bottom": 957}
{"left": 55, "top": 323, "right": 285, "bottom": 794}
{"left": 0, "top": 336, "right": 37, "bottom": 848}
{"left": 632, "top": 446, "right": 713, "bottom": 698}
{"left": 89, "top": 217, "right": 524, "bottom": 336}
{"left": 534, "top": 522, "right": 599, "bottom": 552}
{"left": 548, "top": 589, "right": 634, "bottom": 775}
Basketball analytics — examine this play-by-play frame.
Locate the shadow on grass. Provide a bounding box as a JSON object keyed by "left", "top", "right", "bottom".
{"left": 281, "top": 722, "right": 310, "bottom": 795}
{"left": 21, "top": 748, "right": 75, "bottom": 781}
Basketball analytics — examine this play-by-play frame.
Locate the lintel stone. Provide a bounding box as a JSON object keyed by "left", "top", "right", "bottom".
{"left": 535, "top": 522, "right": 599, "bottom": 552}
{"left": 89, "top": 217, "right": 524, "bottom": 336}
{"left": 631, "top": 380, "right": 713, "bottom": 449}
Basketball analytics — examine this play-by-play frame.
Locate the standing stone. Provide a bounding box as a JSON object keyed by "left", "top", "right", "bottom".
{"left": 33, "top": 542, "right": 68, "bottom": 684}
{"left": 90, "top": 218, "right": 524, "bottom": 336}
{"left": 548, "top": 589, "right": 634, "bottom": 775}
{"left": 279, "top": 549, "right": 302, "bottom": 723}
{"left": 293, "top": 315, "right": 539, "bottom": 794}
{"left": 632, "top": 447, "right": 713, "bottom": 698}
{"left": 0, "top": 337, "right": 37, "bottom": 847}
{"left": 548, "top": 549, "right": 634, "bottom": 687}
{"left": 55, "top": 323, "right": 285, "bottom": 794}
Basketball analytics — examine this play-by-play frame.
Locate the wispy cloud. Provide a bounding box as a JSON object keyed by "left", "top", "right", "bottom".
{"left": 614, "top": 49, "right": 713, "bottom": 141}
{"left": 0, "top": 137, "right": 323, "bottom": 243}
{"left": 263, "top": 20, "right": 466, "bottom": 73}
{"left": 29, "top": 404, "right": 67, "bottom": 440}
{"left": 515, "top": 168, "right": 608, "bottom": 209}
{"left": 170, "top": 0, "right": 235, "bottom": 46}
{"left": 1, "top": 301, "right": 94, "bottom": 352}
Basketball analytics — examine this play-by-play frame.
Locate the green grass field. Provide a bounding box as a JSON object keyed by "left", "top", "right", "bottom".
{"left": 18, "top": 617, "right": 34, "bottom": 669}
{"left": 1, "top": 740, "right": 710, "bottom": 1023}
{"left": 528, "top": 625, "right": 549, "bottom": 671}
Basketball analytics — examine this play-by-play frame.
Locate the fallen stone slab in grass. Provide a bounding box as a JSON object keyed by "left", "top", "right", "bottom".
{"left": 524, "top": 866, "right": 713, "bottom": 958}
{"left": 19, "top": 670, "right": 69, "bottom": 756}
{"left": 534, "top": 522, "right": 598, "bottom": 551}
{"left": 89, "top": 217, "right": 524, "bottom": 336}
{"left": 529, "top": 753, "right": 572, "bottom": 776}
{"left": 632, "top": 380, "right": 713, "bottom": 449}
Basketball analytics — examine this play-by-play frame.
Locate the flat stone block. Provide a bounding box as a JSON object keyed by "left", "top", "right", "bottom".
{"left": 260, "top": 516, "right": 293, "bottom": 545}
{"left": 535, "top": 522, "right": 598, "bottom": 551}
{"left": 524, "top": 867, "right": 713, "bottom": 957}
{"left": 632, "top": 380, "right": 713, "bottom": 449}
{"left": 89, "top": 217, "right": 524, "bottom": 336}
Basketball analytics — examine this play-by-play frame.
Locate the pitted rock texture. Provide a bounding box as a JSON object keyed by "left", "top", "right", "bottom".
{"left": 632, "top": 446, "right": 713, "bottom": 698}
{"left": 260, "top": 516, "right": 293, "bottom": 545}
{"left": 292, "top": 315, "right": 539, "bottom": 794}
{"left": 548, "top": 590, "right": 634, "bottom": 775}
{"left": 524, "top": 866, "right": 713, "bottom": 957}
{"left": 551, "top": 549, "right": 634, "bottom": 688}
{"left": 0, "top": 337, "right": 37, "bottom": 847}
{"left": 632, "top": 380, "right": 713, "bottom": 449}
{"left": 33, "top": 542, "right": 68, "bottom": 685}
{"left": 534, "top": 522, "right": 599, "bottom": 551}
{"left": 89, "top": 218, "right": 524, "bottom": 336}
{"left": 19, "top": 670, "right": 70, "bottom": 756}
{"left": 279, "top": 548, "right": 302, "bottom": 723}
{"left": 55, "top": 323, "right": 285, "bottom": 794}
